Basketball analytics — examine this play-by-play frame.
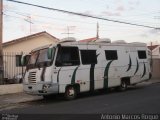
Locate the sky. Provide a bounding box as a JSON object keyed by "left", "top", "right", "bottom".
{"left": 3, "top": 0, "right": 160, "bottom": 44}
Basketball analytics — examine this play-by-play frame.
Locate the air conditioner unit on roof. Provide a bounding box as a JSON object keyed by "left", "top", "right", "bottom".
{"left": 60, "top": 37, "right": 76, "bottom": 43}
{"left": 96, "top": 38, "right": 111, "bottom": 43}
{"left": 112, "top": 40, "right": 126, "bottom": 44}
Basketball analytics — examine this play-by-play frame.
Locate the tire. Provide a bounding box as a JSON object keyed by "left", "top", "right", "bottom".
{"left": 43, "top": 95, "right": 53, "bottom": 99}
{"left": 118, "top": 80, "right": 127, "bottom": 91}
{"left": 65, "top": 86, "right": 77, "bottom": 100}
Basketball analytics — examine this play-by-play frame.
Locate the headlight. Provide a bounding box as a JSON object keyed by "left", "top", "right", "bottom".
{"left": 42, "top": 84, "right": 51, "bottom": 91}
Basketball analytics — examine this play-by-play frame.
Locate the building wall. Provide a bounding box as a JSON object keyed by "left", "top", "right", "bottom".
{"left": 152, "top": 46, "right": 160, "bottom": 59}
{"left": 2, "top": 34, "right": 58, "bottom": 80}
{"left": 151, "top": 59, "right": 160, "bottom": 79}
{"left": 3, "top": 35, "right": 57, "bottom": 53}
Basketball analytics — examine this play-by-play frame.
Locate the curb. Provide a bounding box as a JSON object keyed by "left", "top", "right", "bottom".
{"left": 0, "top": 80, "right": 159, "bottom": 95}
{"left": 151, "top": 81, "right": 160, "bottom": 84}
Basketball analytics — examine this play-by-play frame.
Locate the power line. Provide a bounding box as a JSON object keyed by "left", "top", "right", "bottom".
{"left": 5, "top": 12, "right": 159, "bottom": 34}
{"left": 3, "top": 13, "right": 145, "bottom": 31}
{"left": 5, "top": 0, "right": 159, "bottom": 29}
{"left": 5, "top": 9, "right": 158, "bottom": 28}
{"left": 5, "top": 9, "right": 97, "bottom": 25}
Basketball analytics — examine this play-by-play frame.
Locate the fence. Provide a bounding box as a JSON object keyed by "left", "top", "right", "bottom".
{"left": 3, "top": 52, "right": 25, "bottom": 84}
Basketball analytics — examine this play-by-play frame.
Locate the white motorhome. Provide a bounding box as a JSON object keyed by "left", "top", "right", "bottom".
{"left": 22, "top": 38, "right": 151, "bottom": 100}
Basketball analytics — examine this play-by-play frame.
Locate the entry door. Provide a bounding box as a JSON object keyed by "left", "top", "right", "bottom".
{"left": 54, "top": 46, "right": 80, "bottom": 92}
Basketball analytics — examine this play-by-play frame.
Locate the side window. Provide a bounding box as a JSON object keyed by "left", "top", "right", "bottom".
{"left": 55, "top": 47, "right": 80, "bottom": 66}
{"left": 138, "top": 50, "right": 147, "bottom": 59}
{"left": 80, "top": 50, "right": 97, "bottom": 65}
{"left": 105, "top": 50, "right": 118, "bottom": 60}
{"left": 16, "top": 55, "right": 30, "bottom": 67}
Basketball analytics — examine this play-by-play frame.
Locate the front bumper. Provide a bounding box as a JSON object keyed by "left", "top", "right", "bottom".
{"left": 23, "top": 82, "right": 59, "bottom": 95}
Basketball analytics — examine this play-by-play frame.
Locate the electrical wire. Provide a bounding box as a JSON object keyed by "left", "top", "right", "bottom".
{"left": 5, "top": 13, "right": 150, "bottom": 31}
{"left": 5, "top": 0, "right": 159, "bottom": 29}
{"left": 6, "top": 9, "right": 157, "bottom": 27}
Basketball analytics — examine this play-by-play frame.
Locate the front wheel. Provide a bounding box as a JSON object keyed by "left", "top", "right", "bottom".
{"left": 65, "top": 86, "right": 77, "bottom": 100}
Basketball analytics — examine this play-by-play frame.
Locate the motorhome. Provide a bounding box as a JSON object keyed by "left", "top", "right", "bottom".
{"left": 22, "top": 38, "right": 151, "bottom": 100}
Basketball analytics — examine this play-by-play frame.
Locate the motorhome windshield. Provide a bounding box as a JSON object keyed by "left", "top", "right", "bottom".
{"left": 27, "top": 47, "right": 55, "bottom": 69}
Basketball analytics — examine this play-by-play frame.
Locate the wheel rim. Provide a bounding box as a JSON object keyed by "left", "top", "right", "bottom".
{"left": 120, "top": 81, "right": 127, "bottom": 91}
{"left": 67, "top": 87, "right": 75, "bottom": 97}
{"left": 122, "top": 82, "right": 126, "bottom": 88}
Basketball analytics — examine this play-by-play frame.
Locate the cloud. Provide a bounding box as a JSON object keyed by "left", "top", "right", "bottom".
{"left": 102, "top": 4, "right": 126, "bottom": 17}
{"left": 138, "top": 29, "right": 160, "bottom": 38}
{"left": 139, "top": 34, "right": 148, "bottom": 38}
{"left": 148, "top": 29, "right": 160, "bottom": 34}
{"left": 113, "top": 0, "right": 123, "bottom": 4}
{"left": 105, "top": 5, "right": 110, "bottom": 10}
{"left": 101, "top": 11, "right": 121, "bottom": 16}
{"left": 129, "top": 7, "right": 135, "bottom": 11}
{"left": 3, "top": 4, "right": 17, "bottom": 12}
{"left": 128, "top": 0, "right": 140, "bottom": 6}
{"left": 116, "top": 5, "right": 125, "bottom": 11}
{"left": 127, "top": 0, "right": 140, "bottom": 11}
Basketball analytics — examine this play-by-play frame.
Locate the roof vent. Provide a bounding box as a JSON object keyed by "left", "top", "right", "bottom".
{"left": 60, "top": 37, "right": 76, "bottom": 43}
{"left": 130, "top": 42, "right": 146, "bottom": 45}
{"left": 112, "top": 40, "right": 126, "bottom": 44}
{"left": 96, "top": 38, "right": 111, "bottom": 43}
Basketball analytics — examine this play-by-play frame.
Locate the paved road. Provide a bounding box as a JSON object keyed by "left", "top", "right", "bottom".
{"left": 0, "top": 83, "right": 160, "bottom": 120}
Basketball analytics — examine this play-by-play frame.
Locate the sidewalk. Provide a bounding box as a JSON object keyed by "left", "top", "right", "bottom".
{"left": 0, "top": 78, "right": 159, "bottom": 110}
{"left": 138, "top": 78, "right": 160, "bottom": 86}
{"left": 0, "top": 92, "right": 42, "bottom": 110}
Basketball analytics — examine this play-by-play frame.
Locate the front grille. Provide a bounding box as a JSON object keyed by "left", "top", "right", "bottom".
{"left": 28, "top": 72, "right": 36, "bottom": 84}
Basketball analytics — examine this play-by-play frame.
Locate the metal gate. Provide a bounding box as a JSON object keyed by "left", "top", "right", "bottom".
{"left": 3, "top": 52, "right": 25, "bottom": 84}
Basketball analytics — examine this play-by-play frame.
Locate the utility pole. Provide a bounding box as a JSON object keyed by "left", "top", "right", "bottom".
{"left": 150, "top": 42, "right": 153, "bottom": 72}
{"left": 62, "top": 26, "right": 74, "bottom": 38}
{"left": 0, "top": 0, "right": 3, "bottom": 84}
{"left": 96, "top": 22, "right": 99, "bottom": 39}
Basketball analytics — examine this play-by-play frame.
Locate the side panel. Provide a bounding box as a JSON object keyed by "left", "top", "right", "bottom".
{"left": 101, "top": 46, "right": 122, "bottom": 88}
{"left": 130, "top": 46, "right": 150, "bottom": 84}
{"left": 58, "top": 66, "right": 79, "bottom": 93}
{"left": 75, "top": 45, "right": 90, "bottom": 92}
{"left": 76, "top": 66, "right": 90, "bottom": 92}
{"left": 55, "top": 44, "right": 151, "bottom": 93}
{"left": 88, "top": 45, "right": 103, "bottom": 90}
{"left": 77, "top": 44, "right": 103, "bottom": 92}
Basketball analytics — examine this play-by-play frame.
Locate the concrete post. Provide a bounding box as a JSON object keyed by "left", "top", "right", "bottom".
{"left": 0, "top": 0, "right": 4, "bottom": 84}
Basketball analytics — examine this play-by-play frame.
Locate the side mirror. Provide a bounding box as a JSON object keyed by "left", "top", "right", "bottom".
{"left": 21, "top": 54, "right": 30, "bottom": 66}
{"left": 47, "top": 48, "right": 53, "bottom": 60}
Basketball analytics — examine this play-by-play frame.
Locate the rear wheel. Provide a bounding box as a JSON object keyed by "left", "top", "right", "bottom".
{"left": 43, "top": 95, "right": 55, "bottom": 99}
{"left": 118, "top": 80, "right": 127, "bottom": 91}
{"left": 65, "top": 86, "right": 77, "bottom": 100}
